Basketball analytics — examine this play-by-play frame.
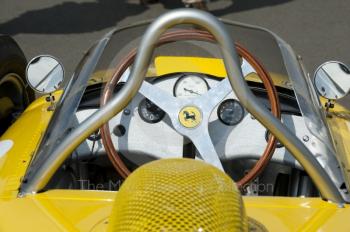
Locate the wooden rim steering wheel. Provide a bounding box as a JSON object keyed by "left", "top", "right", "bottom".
{"left": 100, "top": 29, "right": 281, "bottom": 188}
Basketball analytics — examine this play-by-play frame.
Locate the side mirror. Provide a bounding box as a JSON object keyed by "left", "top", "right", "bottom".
{"left": 26, "top": 55, "right": 64, "bottom": 94}
{"left": 314, "top": 61, "right": 350, "bottom": 100}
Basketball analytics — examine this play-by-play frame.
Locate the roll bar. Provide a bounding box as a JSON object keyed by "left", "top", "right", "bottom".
{"left": 20, "top": 9, "right": 344, "bottom": 203}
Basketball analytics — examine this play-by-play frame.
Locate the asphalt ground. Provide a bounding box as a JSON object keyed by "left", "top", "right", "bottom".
{"left": 1, "top": 0, "right": 349, "bottom": 80}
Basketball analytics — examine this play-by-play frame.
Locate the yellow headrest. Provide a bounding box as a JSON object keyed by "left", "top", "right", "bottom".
{"left": 108, "top": 158, "right": 248, "bottom": 232}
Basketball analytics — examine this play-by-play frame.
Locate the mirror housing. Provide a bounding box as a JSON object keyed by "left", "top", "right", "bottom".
{"left": 26, "top": 55, "right": 64, "bottom": 94}
{"left": 314, "top": 61, "right": 350, "bottom": 100}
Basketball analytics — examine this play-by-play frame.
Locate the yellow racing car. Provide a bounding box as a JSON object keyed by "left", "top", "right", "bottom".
{"left": 1, "top": 9, "right": 350, "bottom": 231}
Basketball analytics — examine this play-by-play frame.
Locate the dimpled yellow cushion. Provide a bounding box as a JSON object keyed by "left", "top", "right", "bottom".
{"left": 108, "top": 158, "right": 248, "bottom": 232}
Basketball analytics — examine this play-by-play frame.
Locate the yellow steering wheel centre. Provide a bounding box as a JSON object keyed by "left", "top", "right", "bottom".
{"left": 178, "top": 106, "right": 202, "bottom": 128}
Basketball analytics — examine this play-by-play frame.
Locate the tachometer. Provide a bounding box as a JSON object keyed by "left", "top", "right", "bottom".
{"left": 217, "top": 99, "right": 245, "bottom": 126}
{"left": 138, "top": 98, "right": 165, "bottom": 123}
{"left": 174, "top": 74, "right": 209, "bottom": 98}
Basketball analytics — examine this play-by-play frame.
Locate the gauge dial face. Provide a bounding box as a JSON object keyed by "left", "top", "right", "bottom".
{"left": 138, "top": 98, "right": 165, "bottom": 123}
{"left": 174, "top": 74, "right": 209, "bottom": 98}
{"left": 217, "top": 99, "right": 245, "bottom": 126}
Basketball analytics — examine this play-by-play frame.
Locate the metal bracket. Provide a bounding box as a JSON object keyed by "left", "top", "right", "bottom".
{"left": 45, "top": 93, "right": 56, "bottom": 111}
{"left": 325, "top": 99, "right": 335, "bottom": 117}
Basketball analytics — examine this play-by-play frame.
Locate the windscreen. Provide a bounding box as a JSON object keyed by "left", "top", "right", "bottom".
{"left": 27, "top": 19, "right": 325, "bottom": 172}
{"left": 89, "top": 22, "right": 290, "bottom": 87}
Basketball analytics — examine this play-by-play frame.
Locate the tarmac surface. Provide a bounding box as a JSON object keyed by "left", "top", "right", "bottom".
{"left": 1, "top": 0, "right": 349, "bottom": 80}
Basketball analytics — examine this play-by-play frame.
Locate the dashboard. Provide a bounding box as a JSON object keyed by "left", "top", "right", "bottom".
{"left": 73, "top": 73, "right": 308, "bottom": 170}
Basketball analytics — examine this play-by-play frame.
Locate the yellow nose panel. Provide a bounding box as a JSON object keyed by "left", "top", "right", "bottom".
{"left": 178, "top": 106, "right": 202, "bottom": 128}
{"left": 108, "top": 159, "right": 248, "bottom": 232}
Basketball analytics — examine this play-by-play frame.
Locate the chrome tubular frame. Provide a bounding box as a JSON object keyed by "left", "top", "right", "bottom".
{"left": 20, "top": 9, "right": 344, "bottom": 203}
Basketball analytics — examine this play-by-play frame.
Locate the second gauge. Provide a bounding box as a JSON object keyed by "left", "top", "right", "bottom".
{"left": 217, "top": 99, "right": 245, "bottom": 126}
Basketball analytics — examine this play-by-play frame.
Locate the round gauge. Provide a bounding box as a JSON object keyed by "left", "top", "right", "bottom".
{"left": 217, "top": 99, "right": 245, "bottom": 126}
{"left": 138, "top": 98, "right": 165, "bottom": 123}
{"left": 174, "top": 74, "right": 209, "bottom": 98}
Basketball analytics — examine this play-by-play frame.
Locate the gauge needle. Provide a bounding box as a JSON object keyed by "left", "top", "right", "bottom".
{"left": 184, "top": 88, "right": 200, "bottom": 95}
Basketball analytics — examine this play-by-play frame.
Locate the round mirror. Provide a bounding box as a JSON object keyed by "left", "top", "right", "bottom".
{"left": 314, "top": 61, "right": 350, "bottom": 100}
{"left": 26, "top": 55, "right": 64, "bottom": 94}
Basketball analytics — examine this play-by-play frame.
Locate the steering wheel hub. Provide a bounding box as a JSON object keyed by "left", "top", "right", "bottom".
{"left": 178, "top": 106, "right": 202, "bottom": 128}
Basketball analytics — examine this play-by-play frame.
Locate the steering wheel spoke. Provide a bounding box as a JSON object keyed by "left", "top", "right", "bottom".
{"left": 139, "top": 81, "right": 180, "bottom": 116}
{"left": 186, "top": 127, "right": 224, "bottom": 171}
{"left": 197, "top": 78, "right": 232, "bottom": 112}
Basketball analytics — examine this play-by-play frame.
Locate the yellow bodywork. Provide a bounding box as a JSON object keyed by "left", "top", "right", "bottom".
{"left": 155, "top": 56, "right": 292, "bottom": 89}
{"left": 0, "top": 190, "right": 349, "bottom": 231}
{"left": 0, "top": 57, "right": 350, "bottom": 231}
{"left": 0, "top": 91, "right": 61, "bottom": 198}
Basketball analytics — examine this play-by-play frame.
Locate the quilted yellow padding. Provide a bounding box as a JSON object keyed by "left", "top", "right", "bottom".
{"left": 108, "top": 158, "right": 247, "bottom": 231}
